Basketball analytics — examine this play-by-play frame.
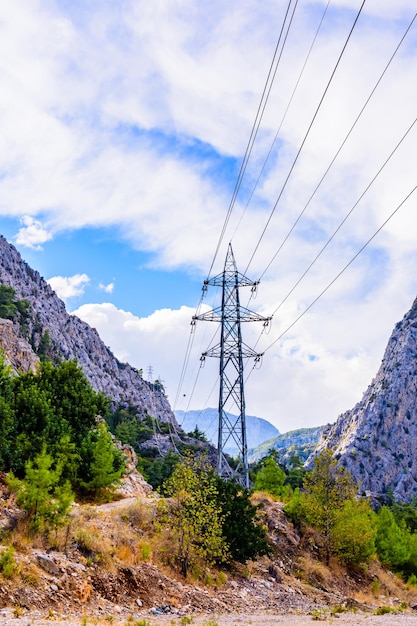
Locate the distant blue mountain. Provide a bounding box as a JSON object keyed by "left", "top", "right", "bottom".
{"left": 175, "top": 408, "right": 280, "bottom": 454}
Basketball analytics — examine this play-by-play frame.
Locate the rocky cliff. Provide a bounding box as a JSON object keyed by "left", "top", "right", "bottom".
{"left": 311, "top": 296, "right": 417, "bottom": 502}
{"left": 0, "top": 235, "right": 175, "bottom": 424}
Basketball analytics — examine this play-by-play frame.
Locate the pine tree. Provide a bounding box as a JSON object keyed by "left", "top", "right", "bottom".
{"left": 253, "top": 457, "right": 286, "bottom": 497}
{"left": 376, "top": 506, "right": 411, "bottom": 570}
{"left": 9, "top": 445, "right": 73, "bottom": 533}
{"left": 79, "top": 422, "right": 125, "bottom": 496}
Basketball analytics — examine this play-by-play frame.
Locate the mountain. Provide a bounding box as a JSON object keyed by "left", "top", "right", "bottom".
{"left": 175, "top": 407, "right": 280, "bottom": 453}
{"left": 248, "top": 426, "right": 322, "bottom": 465}
{"left": 311, "top": 296, "right": 417, "bottom": 503}
{"left": 0, "top": 235, "right": 174, "bottom": 424}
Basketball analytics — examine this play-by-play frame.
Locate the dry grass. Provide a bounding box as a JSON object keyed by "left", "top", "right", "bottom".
{"left": 250, "top": 491, "right": 275, "bottom": 506}
{"left": 123, "top": 499, "right": 154, "bottom": 529}
{"left": 64, "top": 499, "right": 158, "bottom": 570}
{"left": 19, "top": 561, "right": 42, "bottom": 586}
{"left": 295, "top": 554, "right": 333, "bottom": 589}
{"left": 8, "top": 517, "right": 50, "bottom": 552}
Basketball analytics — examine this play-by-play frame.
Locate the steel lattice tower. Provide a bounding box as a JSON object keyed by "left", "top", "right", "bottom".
{"left": 193, "top": 244, "right": 271, "bottom": 487}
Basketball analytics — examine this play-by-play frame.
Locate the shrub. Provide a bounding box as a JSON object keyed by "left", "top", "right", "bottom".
{"left": 0, "top": 546, "right": 19, "bottom": 578}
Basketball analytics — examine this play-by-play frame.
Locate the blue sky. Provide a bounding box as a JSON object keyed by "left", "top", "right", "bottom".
{"left": 0, "top": 0, "right": 417, "bottom": 432}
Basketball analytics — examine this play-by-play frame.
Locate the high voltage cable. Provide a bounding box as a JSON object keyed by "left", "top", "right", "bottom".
{"left": 260, "top": 185, "right": 417, "bottom": 355}
{"left": 175, "top": 323, "right": 219, "bottom": 418}
{"left": 175, "top": 0, "right": 299, "bottom": 409}
{"left": 244, "top": 0, "right": 366, "bottom": 275}
{"left": 173, "top": 291, "right": 216, "bottom": 411}
{"left": 231, "top": 0, "right": 332, "bottom": 242}
{"left": 207, "top": 0, "right": 298, "bottom": 277}
{"left": 269, "top": 116, "right": 417, "bottom": 318}
{"left": 258, "top": 12, "right": 417, "bottom": 282}
{"left": 249, "top": 115, "right": 417, "bottom": 355}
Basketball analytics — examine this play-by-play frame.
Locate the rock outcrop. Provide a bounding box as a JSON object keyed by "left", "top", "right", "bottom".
{"left": 0, "top": 235, "right": 175, "bottom": 424}
{"left": 311, "top": 296, "right": 417, "bottom": 502}
{"left": 0, "top": 318, "right": 39, "bottom": 373}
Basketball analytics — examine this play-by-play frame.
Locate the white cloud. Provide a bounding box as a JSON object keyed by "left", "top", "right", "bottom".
{"left": 48, "top": 274, "right": 90, "bottom": 301}
{"left": 15, "top": 216, "right": 52, "bottom": 249}
{"left": 72, "top": 291, "right": 409, "bottom": 433}
{"left": 99, "top": 282, "right": 114, "bottom": 294}
{"left": 1, "top": 1, "right": 417, "bottom": 432}
{"left": 72, "top": 303, "right": 196, "bottom": 398}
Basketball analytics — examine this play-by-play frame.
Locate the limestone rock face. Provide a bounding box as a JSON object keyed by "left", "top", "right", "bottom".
{"left": 0, "top": 235, "right": 175, "bottom": 424}
{"left": 0, "top": 318, "right": 39, "bottom": 373}
{"left": 311, "top": 297, "right": 417, "bottom": 502}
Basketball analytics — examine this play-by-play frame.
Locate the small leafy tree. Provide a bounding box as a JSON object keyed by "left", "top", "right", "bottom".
{"left": 303, "top": 450, "right": 357, "bottom": 565}
{"left": 9, "top": 446, "right": 73, "bottom": 533}
{"left": 158, "top": 454, "right": 227, "bottom": 577}
{"left": 253, "top": 457, "right": 286, "bottom": 498}
{"left": 331, "top": 499, "right": 376, "bottom": 566}
{"left": 0, "top": 546, "right": 19, "bottom": 579}
{"left": 215, "top": 477, "right": 269, "bottom": 563}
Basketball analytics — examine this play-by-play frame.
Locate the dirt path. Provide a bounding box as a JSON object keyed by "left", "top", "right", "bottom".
{"left": 3, "top": 611, "right": 417, "bottom": 625}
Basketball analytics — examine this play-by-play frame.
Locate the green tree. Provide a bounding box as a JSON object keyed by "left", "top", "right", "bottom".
{"left": 79, "top": 422, "right": 125, "bottom": 496}
{"left": 253, "top": 457, "right": 286, "bottom": 497}
{"left": 9, "top": 446, "right": 73, "bottom": 533}
{"left": 331, "top": 499, "right": 376, "bottom": 566}
{"left": 375, "top": 506, "right": 411, "bottom": 570}
{"left": 303, "top": 450, "right": 357, "bottom": 565}
{"left": 0, "top": 285, "right": 30, "bottom": 332}
{"left": 284, "top": 487, "right": 304, "bottom": 528}
{"left": 0, "top": 284, "right": 18, "bottom": 319}
{"left": 0, "top": 358, "right": 15, "bottom": 471}
{"left": 215, "top": 477, "right": 269, "bottom": 563}
{"left": 148, "top": 451, "right": 180, "bottom": 491}
{"left": 286, "top": 454, "right": 306, "bottom": 489}
{"left": 158, "top": 454, "right": 227, "bottom": 577}
{"left": 7, "top": 360, "right": 115, "bottom": 491}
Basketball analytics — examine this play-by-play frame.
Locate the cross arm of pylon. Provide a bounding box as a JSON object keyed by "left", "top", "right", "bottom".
{"left": 202, "top": 343, "right": 263, "bottom": 359}
{"left": 238, "top": 307, "right": 272, "bottom": 323}
{"left": 192, "top": 307, "right": 222, "bottom": 322}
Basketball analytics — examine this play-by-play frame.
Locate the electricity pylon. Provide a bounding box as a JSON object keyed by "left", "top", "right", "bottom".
{"left": 193, "top": 243, "right": 271, "bottom": 487}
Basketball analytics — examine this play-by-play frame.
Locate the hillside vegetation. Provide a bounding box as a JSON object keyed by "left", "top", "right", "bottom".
{"left": 1, "top": 361, "right": 417, "bottom": 622}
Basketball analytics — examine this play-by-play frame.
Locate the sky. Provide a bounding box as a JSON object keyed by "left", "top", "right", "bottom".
{"left": 0, "top": 0, "right": 417, "bottom": 434}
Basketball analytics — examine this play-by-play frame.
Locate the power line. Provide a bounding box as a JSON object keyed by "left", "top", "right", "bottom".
{"left": 244, "top": 0, "right": 367, "bottom": 275}
{"left": 261, "top": 185, "right": 417, "bottom": 355}
{"left": 175, "top": 1, "right": 299, "bottom": 415}
{"left": 268, "top": 116, "right": 417, "bottom": 319}
{"left": 206, "top": 0, "right": 299, "bottom": 277}
{"left": 258, "top": 12, "right": 417, "bottom": 282}
{"left": 230, "top": 0, "right": 332, "bottom": 242}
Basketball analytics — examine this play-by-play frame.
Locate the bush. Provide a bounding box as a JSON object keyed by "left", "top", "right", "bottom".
{"left": 0, "top": 546, "right": 19, "bottom": 579}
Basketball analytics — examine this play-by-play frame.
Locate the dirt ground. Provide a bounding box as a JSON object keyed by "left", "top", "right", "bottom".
{"left": 2, "top": 612, "right": 417, "bottom": 625}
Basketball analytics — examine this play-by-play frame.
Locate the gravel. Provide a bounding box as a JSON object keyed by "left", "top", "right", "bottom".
{"left": 2, "top": 610, "right": 417, "bottom": 625}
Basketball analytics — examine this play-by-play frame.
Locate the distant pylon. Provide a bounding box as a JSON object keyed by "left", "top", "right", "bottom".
{"left": 147, "top": 365, "right": 154, "bottom": 383}
{"left": 193, "top": 243, "right": 271, "bottom": 487}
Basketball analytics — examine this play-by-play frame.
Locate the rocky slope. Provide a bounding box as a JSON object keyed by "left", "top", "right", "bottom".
{"left": 248, "top": 426, "right": 322, "bottom": 465}
{"left": 1, "top": 485, "right": 415, "bottom": 624}
{"left": 311, "top": 296, "right": 417, "bottom": 502}
{"left": 0, "top": 235, "right": 174, "bottom": 424}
